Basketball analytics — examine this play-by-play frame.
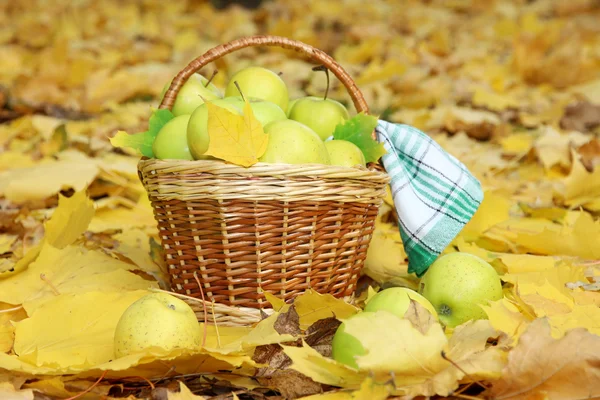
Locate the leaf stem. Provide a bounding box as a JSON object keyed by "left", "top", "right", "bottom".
{"left": 441, "top": 351, "right": 491, "bottom": 391}
{"left": 64, "top": 370, "right": 107, "bottom": 400}
{"left": 40, "top": 273, "right": 60, "bottom": 295}
{"left": 193, "top": 271, "right": 209, "bottom": 348}
{"left": 0, "top": 305, "right": 23, "bottom": 314}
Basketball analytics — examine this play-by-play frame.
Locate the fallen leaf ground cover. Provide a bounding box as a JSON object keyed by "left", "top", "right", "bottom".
{"left": 0, "top": 0, "right": 599, "bottom": 399}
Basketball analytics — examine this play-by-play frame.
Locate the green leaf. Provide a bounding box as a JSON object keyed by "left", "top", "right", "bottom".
{"left": 333, "top": 113, "right": 386, "bottom": 163}
{"left": 110, "top": 109, "right": 174, "bottom": 157}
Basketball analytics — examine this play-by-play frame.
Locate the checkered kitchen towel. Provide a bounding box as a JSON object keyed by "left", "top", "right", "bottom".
{"left": 375, "top": 120, "right": 484, "bottom": 277}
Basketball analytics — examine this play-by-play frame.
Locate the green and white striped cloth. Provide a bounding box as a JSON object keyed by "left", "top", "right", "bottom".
{"left": 375, "top": 120, "right": 483, "bottom": 277}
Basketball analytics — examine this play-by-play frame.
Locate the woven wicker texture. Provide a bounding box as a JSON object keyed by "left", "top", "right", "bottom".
{"left": 139, "top": 35, "right": 391, "bottom": 312}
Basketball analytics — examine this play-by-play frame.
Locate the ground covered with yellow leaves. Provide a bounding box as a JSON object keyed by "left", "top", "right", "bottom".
{"left": 1, "top": 0, "right": 600, "bottom": 399}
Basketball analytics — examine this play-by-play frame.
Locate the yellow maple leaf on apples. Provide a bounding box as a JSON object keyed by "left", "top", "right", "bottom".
{"left": 203, "top": 100, "right": 268, "bottom": 167}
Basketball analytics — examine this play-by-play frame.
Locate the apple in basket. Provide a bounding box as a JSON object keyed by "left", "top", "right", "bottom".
{"left": 113, "top": 64, "right": 384, "bottom": 169}
{"left": 258, "top": 119, "right": 331, "bottom": 165}
{"left": 221, "top": 96, "right": 287, "bottom": 127}
{"left": 224, "top": 66, "right": 290, "bottom": 112}
{"left": 114, "top": 292, "right": 201, "bottom": 358}
{"left": 160, "top": 71, "right": 222, "bottom": 117}
{"left": 287, "top": 66, "right": 349, "bottom": 141}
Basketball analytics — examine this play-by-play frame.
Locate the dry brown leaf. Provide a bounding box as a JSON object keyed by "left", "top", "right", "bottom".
{"left": 487, "top": 318, "right": 600, "bottom": 399}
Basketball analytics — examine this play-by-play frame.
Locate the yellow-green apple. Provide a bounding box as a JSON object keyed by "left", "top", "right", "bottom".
{"left": 331, "top": 312, "right": 371, "bottom": 369}
{"left": 222, "top": 96, "right": 287, "bottom": 127}
{"left": 224, "top": 66, "right": 289, "bottom": 112}
{"left": 364, "top": 287, "right": 438, "bottom": 320}
{"left": 152, "top": 115, "right": 194, "bottom": 160}
{"left": 324, "top": 140, "right": 366, "bottom": 168}
{"left": 419, "top": 252, "right": 503, "bottom": 328}
{"left": 114, "top": 292, "right": 201, "bottom": 358}
{"left": 259, "top": 119, "right": 330, "bottom": 165}
{"left": 286, "top": 96, "right": 318, "bottom": 117}
{"left": 187, "top": 98, "right": 243, "bottom": 160}
{"left": 161, "top": 73, "right": 222, "bottom": 117}
{"left": 288, "top": 96, "right": 349, "bottom": 141}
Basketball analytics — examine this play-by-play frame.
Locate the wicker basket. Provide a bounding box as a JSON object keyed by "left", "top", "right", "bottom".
{"left": 138, "top": 35, "right": 391, "bottom": 326}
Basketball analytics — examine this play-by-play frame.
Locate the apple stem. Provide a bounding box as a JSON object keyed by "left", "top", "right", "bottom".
{"left": 233, "top": 81, "right": 246, "bottom": 102}
{"left": 205, "top": 70, "right": 218, "bottom": 87}
{"left": 312, "top": 65, "right": 330, "bottom": 100}
{"left": 441, "top": 351, "right": 492, "bottom": 391}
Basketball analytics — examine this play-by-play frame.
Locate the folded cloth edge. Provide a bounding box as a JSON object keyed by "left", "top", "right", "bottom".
{"left": 375, "top": 120, "right": 484, "bottom": 277}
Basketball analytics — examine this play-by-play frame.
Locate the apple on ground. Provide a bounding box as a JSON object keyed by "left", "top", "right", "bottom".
{"left": 114, "top": 292, "right": 201, "bottom": 358}
{"left": 419, "top": 252, "right": 503, "bottom": 328}
{"left": 364, "top": 287, "right": 438, "bottom": 320}
{"left": 324, "top": 140, "right": 366, "bottom": 168}
{"left": 331, "top": 311, "right": 372, "bottom": 369}
{"left": 161, "top": 73, "right": 222, "bottom": 117}
{"left": 288, "top": 96, "right": 349, "bottom": 141}
{"left": 259, "top": 119, "right": 331, "bottom": 165}
{"left": 187, "top": 98, "right": 243, "bottom": 160}
{"left": 152, "top": 115, "right": 194, "bottom": 160}
{"left": 222, "top": 96, "right": 287, "bottom": 127}
{"left": 224, "top": 66, "right": 289, "bottom": 113}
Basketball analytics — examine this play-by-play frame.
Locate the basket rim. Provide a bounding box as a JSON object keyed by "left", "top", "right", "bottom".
{"left": 138, "top": 157, "right": 391, "bottom": 183}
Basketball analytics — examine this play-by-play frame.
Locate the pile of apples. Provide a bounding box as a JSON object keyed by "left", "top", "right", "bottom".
{"left": 154, "top": 66, "right": 367, "bottom": 168}
{"left": 332, "top": 252, "right": 504, "bottom": 368}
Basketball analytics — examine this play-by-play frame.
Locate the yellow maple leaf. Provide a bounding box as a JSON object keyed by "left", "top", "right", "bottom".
{"left": 14, "top": 290, "right": 150, "bottom": 368}
{"left": 559, "top": 150, "right": 600, "bottom": 209}
{"left": 88, "top": 195, "right": 156, "bottom": 233}
{"left": 363, "top": 219, "right": 417, "bottom": 289}
{"left": 203, "top": 100, "right": 268, "bottom": 167}
{"left": 44, "top": 189, "right": 95, "bottom": 249}
{"left": 0, "top": 303, "right": 27, "bottom": 353}
{"left": 285, "top": 314, "right": 506, "bottom": 398}
{"left": 472, "top": 87, "right": 519, "bottom": 111}
{"left": 0, "top": 152, "right": 99, "bottom": 203}
{"left": 459, "top": 190, "right": 511, "bottom": 243}
{"left": 481, "top": 298, "right": 533, "bottom": 344}
{"left": 549, "top": 304, "right": 600, "bottom": 338}
{"left": 0, "top": 242, "right": 157, "bottom": 311}
{"left": 498, "top": 254, "right": 556, "bottom": 274}
{"left": 293, "top": 290, "right": 360, "bottom": 330}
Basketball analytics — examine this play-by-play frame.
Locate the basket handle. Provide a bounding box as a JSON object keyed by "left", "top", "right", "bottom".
{"left": 159, "top": 35, "right": 370, "bottom": 117}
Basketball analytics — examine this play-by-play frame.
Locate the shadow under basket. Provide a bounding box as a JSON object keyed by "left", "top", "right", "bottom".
{"left": 141, "top": 35, "right": 391, "bottom": 327}
{"left": 138, "top": 159, "right": 390, "bottom": 326}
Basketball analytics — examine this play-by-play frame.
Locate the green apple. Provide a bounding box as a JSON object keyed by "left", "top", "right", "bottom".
{"left": 331, "top": 312, "right": 371, "bottom": 369}
{"left": 288, "top": 97, "right": 349, "bottom": 141}
{"left": 419, "top": 252, "right": 503, "bottom": 328}
{"left": 224, "top": 66, "right": 289, "bottom": 112}
{"left": 222, "top": 96, "right": 287, "bottom": 127}
{"left": 114, "top": 292, "right": 201, "bottom": 358}
{"left": 161, "top": 73, "right": 222, "bottom": 117}
{"left": 152, "top": 114, "right": 194, "bottom": 160}
{"left": 364, "top": 287, "right": 438, "bottom": 320}
{"left": 259, "top": 119, "right": 330, "bottom": 165}
{"left": 187, "top": 98, "right": 243, "bottom": 160}
{"left": 324, "top": 140, "right": 366, "bottom": 168}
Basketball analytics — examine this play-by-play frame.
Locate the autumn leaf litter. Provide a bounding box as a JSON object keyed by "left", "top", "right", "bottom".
{"left": 1, "top": 0, "right": 600, "bottom": 399}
